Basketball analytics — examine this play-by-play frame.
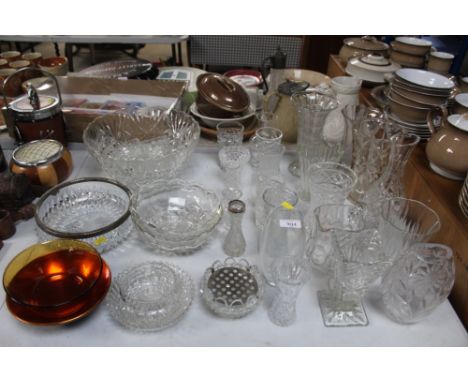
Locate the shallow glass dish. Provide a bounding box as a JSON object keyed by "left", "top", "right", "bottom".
{"left": 35, "top": 177, "right": 133, "bottom": 253}
{"left": 83, "top": 110, "right": 200, "bottom": 188}
{"left": 131, "top": 179, "right": 222, "bottom": 254}
{"left": 200, "top": 257, "right": 264, "bottom": 319}
{"left": 106, "top": 261, "right": 194, "bottom": 332}
{"left": 3, "top": 239, "right": 103, "bottom": 309}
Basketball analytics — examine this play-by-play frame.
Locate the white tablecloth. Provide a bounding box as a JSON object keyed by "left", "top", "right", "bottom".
{"left": 0, "top": 143, "right": 467, "bottom": 346}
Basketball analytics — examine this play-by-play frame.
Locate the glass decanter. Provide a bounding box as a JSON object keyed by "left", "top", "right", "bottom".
{"left": 223, "top": 200, "right": 246, "bottom": 257}
{"left": 291, "top": 90, "right": 340, "bottom": 200}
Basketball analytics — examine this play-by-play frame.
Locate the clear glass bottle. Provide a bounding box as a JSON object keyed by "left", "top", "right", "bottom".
{"left": 223, "top": 200, "right": 246, "bottom": 257}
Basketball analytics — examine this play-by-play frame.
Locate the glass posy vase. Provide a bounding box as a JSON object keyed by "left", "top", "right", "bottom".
{"left": 291, "top": 91, "right": 339, "bottom": 200}
{"left": 381, "top": 243, "right": 455, "bottom": 324}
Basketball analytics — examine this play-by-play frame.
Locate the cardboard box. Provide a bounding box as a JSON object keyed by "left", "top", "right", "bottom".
{"left": 57, "top": 77, "right": 185, "bottom": 142}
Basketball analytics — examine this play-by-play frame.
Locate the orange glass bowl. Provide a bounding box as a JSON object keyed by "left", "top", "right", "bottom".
{"left": 3, "top": 239, "right": 103, "bottom": 310}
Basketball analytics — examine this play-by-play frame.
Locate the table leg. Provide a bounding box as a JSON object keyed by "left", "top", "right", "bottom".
{"left": 171, "top": 43, "right": 177, "bottom": 65}
{"left": 54, "top": 43, "right": 60, "bottom": 56}
{"left": 177, "top": 42, "right": 183, "bottom": 66}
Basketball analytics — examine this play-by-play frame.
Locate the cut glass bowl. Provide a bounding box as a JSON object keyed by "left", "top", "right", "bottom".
{"left": 35, "top": 177, "right": 133, "bottom": 253}
{"left": 83, "top": 110, "right": 200, "bottom": 188}
{"left": 131, "top": 179, "right": 223, "bottom": 254}
{"left": 200, "top": 257, "right": 264, "bottom": 319}
{"left": 106, "top": 261, "right": 194, "bottom": 331}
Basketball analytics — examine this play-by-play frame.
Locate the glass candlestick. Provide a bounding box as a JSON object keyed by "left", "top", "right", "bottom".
{"left": 223, "top": 200, "right": 246, "bottom": 257}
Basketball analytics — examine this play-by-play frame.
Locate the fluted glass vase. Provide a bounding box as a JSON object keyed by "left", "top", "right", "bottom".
{"left": 291, "top": 91, "right": 340, "bottom": 200}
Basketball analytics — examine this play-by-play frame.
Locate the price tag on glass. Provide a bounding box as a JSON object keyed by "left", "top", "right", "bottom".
{"left": 279, "top": 219, "right": 302, "bottom": 229}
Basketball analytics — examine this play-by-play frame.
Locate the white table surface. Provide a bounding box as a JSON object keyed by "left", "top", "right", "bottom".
{"left": 0, "top": 142, "right": 467, "bottom": 347}
{"left": 0, "top": 35, "right": 188, "bottom": 45}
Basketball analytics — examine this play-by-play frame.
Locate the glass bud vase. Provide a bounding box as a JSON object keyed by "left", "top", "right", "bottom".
{"left": 291, "top": 90, "right": 340, "bottom": 201}
{"left": 260, "top": 202, "right": 306, "bottom": 286}
{"left": 223, "top": 200, "right": 246, "bottom": 257}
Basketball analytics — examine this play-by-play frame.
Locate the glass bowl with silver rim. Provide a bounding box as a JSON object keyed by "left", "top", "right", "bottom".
{"left": 200, "top": 257, "right": 264, "bottom": 319}
{"left": 106, "top": 261, "right": 194, "bottom": 331}
{"left": 131, "top": 179, "right": 223, "bottom": 254}
{"left": 83, "top": 110, "right": 200, "bottom": 188}
{"left": 35, "top": 177, "right": 133, "bottom": 253}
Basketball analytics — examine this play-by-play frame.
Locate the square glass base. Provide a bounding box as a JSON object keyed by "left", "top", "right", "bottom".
{"left": 317, "top": 290, "right": 369, "bottom": 327}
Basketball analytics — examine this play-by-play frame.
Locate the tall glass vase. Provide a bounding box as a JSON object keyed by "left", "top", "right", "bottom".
{"left": 363, "top": 132, "right": 421, "bottom": 206}
{"left": 291, "top": 90, "right": 340, "bottom": 200}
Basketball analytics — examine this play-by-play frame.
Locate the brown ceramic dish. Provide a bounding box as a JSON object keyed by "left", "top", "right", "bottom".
{"left": 393, "top": 37, "right": 432, "bottom": 56}
{"left": 339, "top": 36, "right": 389, "bottom": 61}
{"left": 390, "top": 86, "right": 443, "bottom": 108}
{"left": 453, "top": 94, "right": 468, "bottom": 114}
{"left": 388, "top": 94, "right": 433, "bottom": 123}
{"left": 391, "top": 82, "right": 450, "bottom": 106}
{"left": 389, "top": 46, "right": 425, "bottom": 68}
{"left": 427, "top": 52, "right": 454, "bottom": 74}
{"left": 196, "top": 73, "right": 250, "bottom": 118}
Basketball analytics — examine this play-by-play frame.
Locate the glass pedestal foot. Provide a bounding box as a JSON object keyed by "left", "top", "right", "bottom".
{"left": 317, "top": 290, "right": 369, "bottom": 327}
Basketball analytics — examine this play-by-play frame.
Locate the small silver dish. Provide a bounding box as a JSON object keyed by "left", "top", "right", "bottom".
{"left": 200, "top": 257, "right": 263, "bottom": 319}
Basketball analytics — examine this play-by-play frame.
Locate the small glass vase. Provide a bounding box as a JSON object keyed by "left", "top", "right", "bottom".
{"left": 249, "top": 125, "right": 283, "bottom": 167}
{"left": 218, "top": 145, "right": 250, "bottom": 201}
{"left": 267, "top": 255, "right": 310, "bottom": 327}
{"left": 223, "top": 200, "right": 246, "bottom": 257}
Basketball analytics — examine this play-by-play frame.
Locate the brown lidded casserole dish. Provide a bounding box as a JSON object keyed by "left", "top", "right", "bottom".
{"left": 196, "top": 73, "right": 250, "bottom": 118}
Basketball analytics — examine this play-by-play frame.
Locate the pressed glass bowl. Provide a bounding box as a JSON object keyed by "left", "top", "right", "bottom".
{"left": 35, "top": 177, "right": 133, "bottom": 253}
{"left": 83, "top": 110, "right": 200, "bottom": 187}
{"left": 106, "top": 262, "right": 194, "bottom": 331}
{"left": 200, "top": 258, "right": 264, "bottom": 319}
{"left": 3, "top": 239, "right": 103, "bottom": 309}
{"left": 131, "top": 179, "right": 222, "bottom": 253}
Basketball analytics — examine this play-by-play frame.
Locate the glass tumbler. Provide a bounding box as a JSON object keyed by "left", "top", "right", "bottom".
{"left": 216, "top": 121, "right": 245, "bottom": 148}
{"left": 218, "top": 145, "right": 250, "bottom": 201}
{"left": 307, "top": 162, "right": 357, "bottom": 212}
{"left": 381, "top": 243, "right": 455, "bottom": 324}
{"left": 249, "top": 126, "right": 283, "bottom": 167}
{"left": 267, "top": 255, "right": 310, "bottom": 327}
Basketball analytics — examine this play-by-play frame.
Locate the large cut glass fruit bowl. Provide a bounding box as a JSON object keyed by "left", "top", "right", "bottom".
{"left": 83, "top": 110, "right": 200, "bottom": 187}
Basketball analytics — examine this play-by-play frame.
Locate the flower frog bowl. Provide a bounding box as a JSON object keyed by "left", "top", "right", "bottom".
{"left": 200, "top": 257, "right": 264, "bottom": 319}
{"left": 83, "top": 110, "right": 200, "bottom": 188}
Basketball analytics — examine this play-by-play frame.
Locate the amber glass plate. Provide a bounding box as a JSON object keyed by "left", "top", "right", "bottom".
{"left": 6, "top": 261, "right": 111, "bottom": 325}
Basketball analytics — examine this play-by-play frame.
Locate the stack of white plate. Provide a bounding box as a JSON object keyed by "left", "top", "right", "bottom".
{"left": 387, "top": 68, "right": 456, "bottom": 140}
{"left": 458, "top": 175, "right": 468, "bottom": 220}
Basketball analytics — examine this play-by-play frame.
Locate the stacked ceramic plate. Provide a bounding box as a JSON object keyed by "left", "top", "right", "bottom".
{"left": 459, "top": 174, "right": 468, "bottom": 220}
{"left": 387, "top": 68, "right": 456, "bottom": 140}
{"left": 389, "top": 37, "right": 432, "bottom": 69}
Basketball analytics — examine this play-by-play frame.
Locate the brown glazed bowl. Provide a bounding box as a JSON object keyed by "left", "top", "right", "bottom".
{"left": 391, "top": 82, "right": 450, "bottom": 106}
{"left": 389, "top": 47, "right": 425, "bottom": 68}
{"left": 196, "top": 73, "right": 250, "bottom": 118}
{"left": 39, "top": 57, "right": 68, "bottom": 76}
{"left": 388, "top": 94, "right": 433, "bottom": 123}
{"left": 393, "top": 37, "right": 432, "bottom": 56}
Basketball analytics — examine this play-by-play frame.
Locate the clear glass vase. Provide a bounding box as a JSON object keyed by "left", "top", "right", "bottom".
{"left": 306, "top": 204, "right": 364, "bottom": 274}
{"left": 223, "top": 200, "right": 246, "bottom": 257}
{"left": 218, "top": 145, "right": 250, "bottom": 201}
{"left": 381, "top": 243, "right": 455, "bottom": 324}
{"left": 291, "top": 90, "right": 340, "bottom": 200}
{"left": 260, "top": 203, "right": 306, "bottom": 286}
{"left": 363, "top": 132, "right": 420, "bottom": 205}
{"left": 318, "top": 226, "right": 386, "bottom": 327}
{"left": 267, "top": 255, "right": 310, "bottom": 327}
{"left": 249, "top": 125, "right": 283, "bottom": 167}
